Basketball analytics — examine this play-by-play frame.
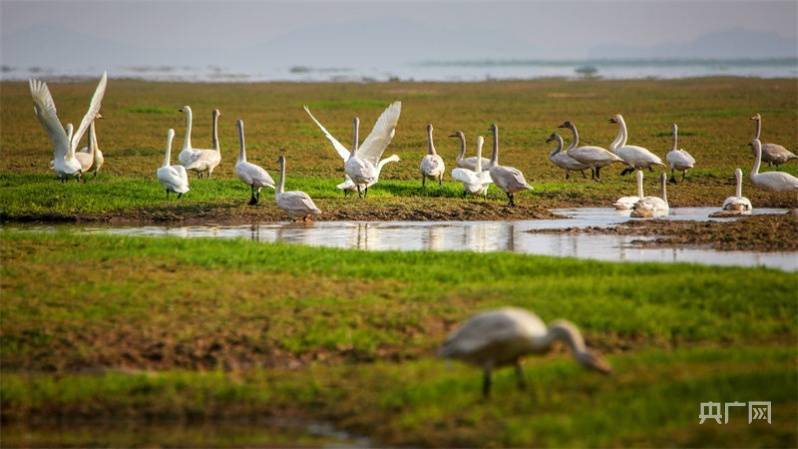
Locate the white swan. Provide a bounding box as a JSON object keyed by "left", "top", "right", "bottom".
{"left": 336, "top": 154, "right": 400, "bottom": 194}
{"left": 343, "top": 117, "right": 379, "bottom": 197}
{"left": 545, "top": 132, "right": 588, "bottom": 179}
{"left": 750, "top": 113, "right": 797, "bottom": 167}
{"left": 750, "top": 139, "right": 798, "bottom": 192}
{"left": 451, "top": 130, "right": 490, "bottom": 171}
{"left": 235, "top": 119, "right": 275, "bottom": 205}
{"left": 631, "top": 172, "right": 669, "bottom": 218}
{"left": 438, "top": 307, "right": 611, "bottom": 398}
{"left": 665, "top": 123, "right": 695, "bottom": 184}
{"left": 29, "top": 72, "right": 107, "bottom": 181}
{"left": 78, "top": 114, "right": 104, "bottom": 177}
{"left": 614, "top": 169, "right": 644, "bottom": 210}
{"left": 720, "top": 168, "right": 752, "bottom": 214}
{"left": 53, "top": 115, "right": 100, "bottom": 174}
{"left": 608, "top": 114, "right": 664, "bottom": 175}
{"left": 557, "top": 121, "right": 623, "bottom": 181}
{"left": 177, "top": 106, "right": 222, "bottom": 178}
{"left": 304, "top": 102, "right": 402, "bottom": 194}
{"left": 487, "top": 123, "right": 532, "bottom": 206}
{"left": 156, "top": 129, "right": 190, "bottom": 198}
{"left": 275, "top": 154, "right": 322, "bottom": 221}
{"left": 420, "top": 123, "right": 446, "bottom": 187}
{"left": 451, "top": 136, "right": 492, "bottom": 196}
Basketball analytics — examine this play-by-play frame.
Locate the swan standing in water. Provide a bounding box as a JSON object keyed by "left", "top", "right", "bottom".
{"left": 235, "top": 119, "right": 275, "bottom": 205}
{"left": 608, "top": 114, "right": 664, "bottom": 175}
{"left": 420, "top": 123, "right": 446, "bottom": 187}
{"left": 275, "top": 153, "right": 322, "bottom": 221}
{"left": 439, "top": 307, "right": 611, "bottom": 398}
{"left": 545, "top": 132, "right": 588, "bottom": 180}
{"left": 304, "top": 102, "right": 402, "bottom": 195}
{"left": 29, "top": 72, "right": 107, "bottom": 181}
{"left": 749, "top": 139, "right": 798, "bottom": 193}
{"left": 720, "top": 168, "right": 752, "bottom": 215}
{"left": 451, "top": 130, "right": 490, "bottom": 171}
{"left": 631, "top": 172, "right": 669, "bottom": 218}
{"left": 451, "top": 136, "right": 492, "bottom": 196}
{"left": 557, "top": 121, "right": 623, "bottom": 181}
{"left": 665, "top": 123, "right": 695, "bottom": 184}
{"left": 177, "top": 106, "right": 222, "bottom": 178}
{"left": 750, "top": 113, "right": 797, "bottom": 167}
{"left": 156, "top": 129, "right": 190, "bottom": 199}
{"left": 614, "top": 169, "right": 645, "bottom": 211}
{"left": 487, "top": 123, "right": 532, "bottom": 206}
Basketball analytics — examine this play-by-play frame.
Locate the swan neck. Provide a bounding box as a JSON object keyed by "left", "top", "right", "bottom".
{"left": 183, "top": 109, "right": 193, "bottom": 149}
{"left": 543, "top": 321, "right": 588, "bottom": 356}
{"left": 351, "top": 119, "right": 359, "bottom": 158}
{"left": 427, "top": 127, "right": 436, "bottom": 155}
{"left": 88, "top": 121, "right": 97, "bottom": 159}
{"left": 661, "top": 175, "right": 668, "bottom": 203}
{"left": 237, "top": 122, "right": 246, "bottom": 162}
{"left": 164, "top": 132, "right": 173, "bottom": 167}
{"left": 490, "top": 127, "right": 499, "bottom": 164}
{"left": 476, "top": 138, "right": 483, "bottom": 171}
{"left": 752, "top": 141, "right": 762, "bottom": 176}
{"left": 278, "top": 158, "right": 286, "bottom": 194}
{"left": 754, "top": 117, "right": 761, "bottom": 140}
{"left": 569, "top": 125, "right": 580, "bottom": 150}
{"left": 212, "top": 111, "right": 220, "bottom": 151}
{"left": 456, "top": 133, "right": 466, "bottom": 160}
{"left": 671, "top": 126, "right": 678, "bottom": 151}
{"left": 549, "top": 135, "right": 563, "bottom": 157}
{"left": 735, "top": 170, "right": 743, "bottom": 197}
{"left": 637, "top": 172, "right": 644, "bottom": 198}
{"left": 610, "top": 118, "right": 626, "bottom": 151}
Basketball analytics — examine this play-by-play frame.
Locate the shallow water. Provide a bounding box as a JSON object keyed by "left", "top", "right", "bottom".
{"left": 65, "top": 207, "right": 795, "bottom": 272}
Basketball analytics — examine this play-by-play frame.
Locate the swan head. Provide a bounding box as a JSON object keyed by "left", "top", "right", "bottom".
{"left": 178, "top": 105, "right": 191, "bottom": 114}
{"left": 448, "top": 130, "right": 464, "bottom": 139}
{"left": 545, "top": 133, "right": 558, "bottom": 143}
{"left": 213, "top": 109, "right": 221, "bottom": 117}
{"left": 557, "top": 121, "right": 573, "bottom": 130}
{"left": 95, "top": 113, "right": 104, "bottom": 120}
{"left": 276, "top": 151, "right": 286, "bottom": 164}
{"left": 427, "top": 123, "right": 433, "bottom": 132}
{"left": 609, "top": 114, "right": 623, "bottom": 124}
{"left": 576, "top": 349, "right": 612, "bottom": 374}
{"left": 749, "top": 113, "right": 761, "bottom": 121}
{"left": 488, "top": 123, "right": 497, "bottom": 133}
{"left": 167, "top": 128, "right": 175, "bottom": 140}
{"left": 672, "top": 122, "right": 677, "bottom": 133}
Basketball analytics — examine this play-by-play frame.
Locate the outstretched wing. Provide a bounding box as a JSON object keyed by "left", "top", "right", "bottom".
{"left": 29, "top": 79, "right": 68, "bottom": 158}
{"left": 357, "top": 101, "right": 401, "bottom": 166}
{"left": 70, "top": 71, "right": 107, "bottom": 152}
{"left": 303, "top": 105, "right": 350, "bottom": 161}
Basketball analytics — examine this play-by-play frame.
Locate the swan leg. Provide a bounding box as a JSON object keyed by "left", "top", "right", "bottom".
{"left": 648, "top": 166, "right": 653, "bottom": 173}
{"left": 590, "top": 168, "right": 596, "bottom": 181}
{"left": 356, "top": 184, "right": 363, "bottom": 198}
{"left": 248, "top": 186, "right": 258, "bottom": 205}
{"left": 177, "top": 192, "right": 183, "bottom": 199}
{"left": 514, "top": 360, "right": 526, "bottom": 390}
{"left": 682, "top": 170, "right": 687, "bottom": 182}
{"left": 364, "top": 186, "right": 369, "bottom": 198}
{"left": 507, "top": 192, "right": 515, "bottom": 207}
{"left": 422, "top": 174, "right": 426, "bottom": 188}
{"left": 669, "top": 169, "right": 677, "bottom": 184}
{"left": 482, "top": 368, "right": 493, "bottom": 399}
{"left": 438, "top": 175, "right": 443, "bottom": 186}
{"left": 595, "top": 166, "right": 602, "bottom": 181}
{"left": 620, "top": 167, "right": 633, "bottom": 176}
{"left": 165, "top": 189, "right": 170, "bottom": 199}
{"left": 580, "top": 169, "right": 587, "bottom": 179}
{"left": 565, "top": 170, "right": 570, "bottom": 180}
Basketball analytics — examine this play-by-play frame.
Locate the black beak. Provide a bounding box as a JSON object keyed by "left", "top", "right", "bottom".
{"left": 448, "top": 133, "right": 458, "bottom": 138}
{"left": 609, "top": 118, "right": 616, "bottom": 123}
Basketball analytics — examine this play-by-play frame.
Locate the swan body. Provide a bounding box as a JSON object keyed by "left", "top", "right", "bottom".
{"left": 631, "top": 172, "right": 669, "bottom": 218}
{"left": 439, "top": 307, "right": 611, "bottom": 398}
{"left": 451, "top": 131, "right": 491, "bottom": 171}
{"left": 608, "top": 114, "right": 664, "bottom": 174}
{"left": 337, "top": 154, "right": 400, "bottom": 193}
{"left": 665, "top": 123, "right": 695, "bottom": 183}
{"left": 545, "top": 132, "right": 588, "bottom": 179}
{"left": 275, "top": 154, "right": 321, "bottom": 221}
{"left": 750, "top": 113, "right": 797, "bottom": 167}
{"left": 614, "top": 169, "right": 644, "bottom": 210}
{"left": 487, "top": 123, "right": 532, "bottom": 206}
{"left": 29, "top": 72, "right": 107, "bottom": 181}
{"left": 304, "top": 102, "right": 402, "bottom": 194}
{"left": 156, "top": 129, "right": 190, "bottom": 198}
{"left": 749, "top": 139, "right": 798, "bottom": 192}
{"left": 235, "top": 119, "right": 275, "bottom": 205}
{"left": 451, "top": 136, "right": 492, "bottom": 195}
{"left": 178, "top": 107, "right": 222, "bottom": 177}
{"left": 720, "top": 168, "right": 752, "bottom": 214}
{"left": 420, "top": 123, "right": 446, "bottom": 186}
{"left": 558, "top": 121, "right": 623, "bottom": 180}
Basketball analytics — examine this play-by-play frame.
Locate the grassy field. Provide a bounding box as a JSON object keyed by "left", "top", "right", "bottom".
{"left": 1, "top": 78, "right": 797, "bottom": 223}
{"left": 1, "top": 230, "right": 796, "bottom": 447}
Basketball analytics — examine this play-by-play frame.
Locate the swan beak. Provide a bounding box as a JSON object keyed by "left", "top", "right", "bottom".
{"left": 448, "top": 133, "right": 458, "bottom": 138}
{"left": 96, "top": 113, "right": 104, "bottom": 120}
{"left": 545, "top": 137, "right": 554, "bottom": 143}
{"left": 178, "top": 108, "right": 184, "bottom": 112}
{"left": 557, "top": 123, "right": 567, "bottom": 129}
{"left": 609, "top": 118, "right": 617, "bottom": 124}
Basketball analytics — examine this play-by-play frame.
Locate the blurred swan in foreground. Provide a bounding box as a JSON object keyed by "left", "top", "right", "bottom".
{"left": 275, "top": 153, "right": 321, "bottom": 221}
{"left": 235, "top": 119, "right": 275, "bottom": 205}
{"left": 451, "top": 135, "right": 492, "bottom": 196}
{"left": 29, "top": 71, "right": 107, "bottom": 181}
{"left": 487, "top": 123, "right": 532, "bottom": 206}
{"left": 420, "top": 123, "right": 446, "bottom": 187}
{"left": 304, "top": 102, "right": 401, "bottom": 196}
{"left": 178, "top": 106, "right": 222, "bottom": 178}
{"left": 439, "top": 307, "right": 611, "bottom": 398}
{"left": 631, "top": 172, "right": 669, "bottom": 218}
{"left": 608, "top": 114, "right": 664, "bottom": 175}
{"left": 665, "top": 123, "right": 695, "bottom": 184}
{"left": 156, "top": 129, "right": 189, "bottom": 198}
{"left": 750, "top": 113, "right": 797, "bottom": 167}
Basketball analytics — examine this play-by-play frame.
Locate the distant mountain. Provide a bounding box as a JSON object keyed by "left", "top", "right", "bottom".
{"left": 588, "top": 28, "right": 797, "bottom": 59}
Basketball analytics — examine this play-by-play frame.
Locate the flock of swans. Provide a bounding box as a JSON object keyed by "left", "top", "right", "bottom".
{"left": 29, "top": 72, "right": 798, "bottom": 222}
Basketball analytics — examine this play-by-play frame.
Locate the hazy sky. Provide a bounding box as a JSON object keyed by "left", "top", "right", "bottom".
{"left": 2, "top": 1, "right": 796, "bottom": 69}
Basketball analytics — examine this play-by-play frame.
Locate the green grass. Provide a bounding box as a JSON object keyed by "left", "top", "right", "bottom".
{"left": 1, "top": 230, "right": 796, "bottom": 446}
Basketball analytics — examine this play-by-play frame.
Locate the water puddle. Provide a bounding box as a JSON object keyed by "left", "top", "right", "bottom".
{"left": 21, "top": 207, "right": 796, "bottom": 271}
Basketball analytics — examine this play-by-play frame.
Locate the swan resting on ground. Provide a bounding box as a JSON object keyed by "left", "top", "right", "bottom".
{"left": 178, "top": 106, "right": 222, "bottom": 178}
{"left": 614, "top": 169, "right": 644, "bottom": 210}
{"left": 275, "top": 153, "right": 321, "bottom": 221}
{"left": 29, "top": 72, "right": 107, "bottom": 181}
{"left": 716, "top": 168, "right": 752, "bottom": 215}
{"left": 156, "top": 129, "right": 190, "bottom": 198}
{"left": 631, "top": 172, "right": 669, "bottom": 218}
{"left": 439, "top": 307, "right": 611, "bottom": 398}
{"left": 451, "top": 135, "right": 492, "bottom": 196}
{"left": 665, "top": 123, "right": 695, "bottom": 184}
{"left": 749, "top": 139, "right": 798, "bottom": 193}
{"left": 608, "top": 114, "right": 664, "bottom": 175}
{"left": 420, "top": 123, "right": 446, "bottom": 187}
{"left": 545, "top": 132, "right": 588, "bottom": 179}
{"left": 487, "top": 123, "right": 532, "bottom": 206}
{"left": 235, "top": 119, "right": 275, "bottom": 205}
